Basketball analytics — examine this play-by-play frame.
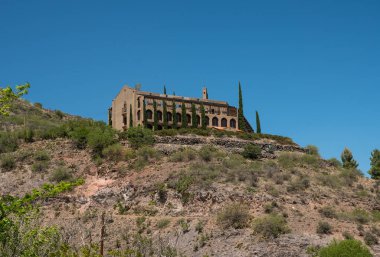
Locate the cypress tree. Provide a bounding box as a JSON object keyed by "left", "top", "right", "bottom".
{"left": 129, "top": 104, "right": 133, "bottom": 128}
{"left": 191, "top": 103, "right": 197, "bottom": 128}
{"left": 143, "top": 100, "right": 147, "bottom": 128}
{"left": 164, "top": 85, "right": 167, "bottom": 94}
{"left": 153, "top": 100, "right": 158, "bottom": 131}
{"left": 238, "top": 82, "right": 245, "bottom": 131}
{"left": 181, "top": 102, "right": 187, "bottom": 128}
{"left": 172, "top": 101, "right": 177, "bottom": 129}
{"left": 256, "top": 111, "right": 261, "bottom": 134}
{"left": 163, "top": 100, "right": 168, "bottom": 129}
{"left": 341, "top": 148, "right": 359, "bottom": 169}
{"left": 201, "top": 103, "right": 206, "bottom": 129}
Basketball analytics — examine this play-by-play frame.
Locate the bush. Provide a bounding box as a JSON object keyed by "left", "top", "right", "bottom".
{"left": 319, "top": 206, "right": 337, "bottom": 219}
{"left": 69, "top": 126, "right": 90, "bottom": 149}
{"left": 87, "top": 127, "right": 117, "bottom": 156}
{"left": 170, "top": 148, "right": 197, "bottom": 162}
{"left": 327, "top": 158, "right": 342, "bottom": 167}
{"left": 55, "top": 110, "right": 64, "bottom": 119}
{"left": 123, "top": 127, "right": 154, "bottom": 149}
{"left": 0, "top": 154, "right": 16, "bottom": 171}
{"left": 217, "top": 203, "right": 250, "bottom": 229}
{"left": 242, "top": 144, "right": 261, "bottom": 160}
{"left": 317, "top": 221, "right": 332, "bottom": 234}
{"left": 253, "top": 214, "right": 290, "bottom": 239}
{"left": 350, "top": 209, "right": 370, "bottom": 224}
{"left": 102, "top": 144, "right": 127, "bottom": 162}
{"left": 198, "top": 145, "right": 215, "bottom": 162}
{"left": 50, "top": 167, "right": 73, "bottom": 182}
{"left": 318, "top": 239, "right": 372, "bottom": 257}
{"left": 34, "top": 150, "right": 50, "bottom": 161}
{"left": 31, "top": 161, "right": 49, "bottom": 172}
{"left": 306, "top": 145, "right": 320, "bottom": 157}
{"left": 157, "top": 219, "right": 170, "bottom": 229}
{"left": 364, "top": 232, "right": 378, "bottom": 246}
{"left": 0, "top": 132, "right": 18, "bottom": 154}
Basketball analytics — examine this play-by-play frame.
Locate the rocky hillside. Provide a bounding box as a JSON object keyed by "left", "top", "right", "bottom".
{"left": 1, "top": 131, "right": 379, "bottom": 256}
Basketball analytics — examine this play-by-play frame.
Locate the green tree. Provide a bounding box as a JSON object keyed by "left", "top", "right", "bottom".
{"left": 163, "top": 85, "right": 167, "bottom": 94}
{"left": 153, "top": 100, "right": 158, "bottom": 131}
{"left": 163, "top": 100, "right": 168, "bottom": 129}
{"left": 172, "top": 101, "right": 177, "bottom": 129}
{"left": 0, "top": 83, "right": 30, "bottom": 116}
{"left": 369, "top": 149, "right": 380, "bottom": 179}
{"left": 191, "top": 103, "right": 197, "bottom": 128}
{"left": 129, "top": 104, "right": 133, "bottom": 128}
{"left": 238, "top": 82, "right": 245, "bottom": 131}
{"left": 181, "top": 102, "right": 187, "bottom": 128}
{"left": 341, "top": 148, "right": 359, "bottom": 169}
{"left": 143, "top": 99, "right": 147, "bottom": 128}
{"left": 256, "top": 111, "right": 261, "bottom": 134}
{"left": 200, "top": 103, "right": 206, "bottom": 129}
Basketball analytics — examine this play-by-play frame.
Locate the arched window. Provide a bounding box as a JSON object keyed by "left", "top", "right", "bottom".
{"left": 137, "top": 110, "right": 141, "bottom": 121}
{"left": 186, "top": 114, "right": 191, "bottom": 124}
{"left": 196, "top": 115, "right": 201, "bottom": 126}
{"left": 167, "top": 112, "right": 172, "bottom": 122}
{"left": 221, "top": 118, "right": 227, "bottom": 127}
{"left": 146, "top": 110, "right": 153, "bottom": 120}
{"left": 205, "top": 116, "right": 210, "bottom": 126}
{"left": 212, "top": 117, "right": 218, "bottom": 126}
{"left": 230, "top": 119, "right": 236, "bottom": 128}
{"left": 137, "top": 97, "right": 141, "bottom": 108}
{"left": 176, "top": 113, "right": 181, "bottom": 122}
{"left": 157, "top": 111, "right": 163, "bottom": 121}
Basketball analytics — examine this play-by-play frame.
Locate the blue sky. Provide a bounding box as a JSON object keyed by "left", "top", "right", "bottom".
{"left": 1, "top": 0, "right": 379, "bottom": 174}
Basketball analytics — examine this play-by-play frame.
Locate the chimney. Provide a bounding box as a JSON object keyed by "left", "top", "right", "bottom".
{"left": 202, "top": 87, "right": 208, "bottom": 100}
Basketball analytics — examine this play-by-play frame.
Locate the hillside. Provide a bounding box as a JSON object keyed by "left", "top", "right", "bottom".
{"left": 0, "top": 104, "right": 379, "bottom": 257}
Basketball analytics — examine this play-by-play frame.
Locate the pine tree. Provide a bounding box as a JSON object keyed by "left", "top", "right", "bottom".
{"left": 129, "top": 104, "right": 133, "bottom": 128}
{"left": 238, "top": 82, "right": 245, "bottom": 131}
{"left": 201, "top": 103, "right": 206, "bottom": 129}
{"left": 163, "top": 100, "right": 168, "bottom": 129}
{"left": 172, "top": 101, "right": 177, "bottom": 129}
{"left": 153, "top": 100, "right": 158, "bottom": 131}
{"left": 341, "top": 148, "right": 359, "bottom": 169}
{"left": 256, "top": 111, "right": 261, "bottom": 134}
{"left": 143, "top": 100, "right": 147, "bottom": 128}
{"left": 369, "top": 149, "right": 380, "bottom": 179}
{"left": 181, "top": 102, "right": 187, "bottom": 128}
{"left": 191, "top": 103, "right": 197, "bottom": 128}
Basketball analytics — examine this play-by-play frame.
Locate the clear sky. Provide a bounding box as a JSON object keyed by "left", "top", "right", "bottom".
{"left": 1, "top": 0, "right": 379, "bottom": 174}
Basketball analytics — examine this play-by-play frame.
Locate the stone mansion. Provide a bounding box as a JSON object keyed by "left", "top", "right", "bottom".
{"left": 109, "top": 85, "right": 253, "bottom": 132}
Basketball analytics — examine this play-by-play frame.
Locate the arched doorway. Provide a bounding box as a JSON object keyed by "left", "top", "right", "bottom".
{"left": 230, "top": 119, "right": 236, "bottom": 128}
{"left": 205, "top": 116, "right": 210, "bottom": 126}
{"left": 221, "top": 118, "right": 227, "bottom": 127}
{"left": 196, "top": 115, "right": 201, "bottom": 126}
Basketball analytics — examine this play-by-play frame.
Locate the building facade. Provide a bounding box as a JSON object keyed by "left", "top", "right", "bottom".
{"left": 109, "top": 86, "right": 253, "bottom": 132}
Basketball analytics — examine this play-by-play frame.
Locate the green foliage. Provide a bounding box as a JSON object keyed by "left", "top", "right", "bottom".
{"left": 54, "top": 110, "right": 64, "bottom": 119}
{"left": 217, "top": 203, "right": 250, "bottom": 229}
{"left": 31, "top": 161, "right": 49, "bottom": 173}
{"left": 153, "top": 100, "right": 158, "bottom": 130}
{"left": 157, "top": 219, "right": 170, "bottom": 229}
{"left": 170, "top": 147, "right": 197, "bottom": 162}
{"left": 364, "top": 232, "right": 378, "bottom": 246}
{"left": 69, "top": 124, "right": 91, "bottom": 149}
{"left": 242, "top": 144, "right": 261, "bottom": 160}
{"left": 49, "top": 166, "right": 73, "bottom": 182}
{"left": 317, "top": 239, "right": 372, "bottom": 257}
{"left": 0, "top": 154, "right": 15, "bottom": 171}
{"left": 181, "top": 102, "right": 187, "bottom": 128}
{"left": 191, "top": 103, "right": 197, "bottom": 128}
{"left": 0, "top": 82, "right": 30, "bottom": 116}
{"left": 34, "top": 150, "right": 50, "bottom": 161}
{"left": 317, "top": 221, "right": 332, "bottom": 234}
{"left": 341, "top": 147, "right": 359, "bottom": 169}
{"left": 306, "top": 145, "right": 320, "bottom": 157}
{"left": 319, "top": 206, "right": 337, "bottom": 219}
{"left": 369, "top": 149, "right": 380, "bottom": 179}
{"left": 87, "top": 126, "right": 117, "bottom": 156}
{"left": 172, "top": 101, "right": 177, "bottom": 129}
{"left": 124, "top": 127, "right": 154, "bottom": 149}
{"left": 200, "top": 104, "right": 206, "bottom": 129}
{"left": 253, "top": 214, "right": 290, "bottom": 239}
{"left": 102, "top": 144, "right": 129, "bottom": 162}
{"left": 278, "top": 152, "right": 320, "bottom": 169}
{"left": 143, "top": 99, "right": 147, "bottom": 128}
{"left": 237, "top": 82, "right": 245, "bottom": 131}
{"left": 256, "top": 111, "right": 261, "bottom": 134}
{"left": 0, "top": 132, "right": 18, "bottom": 154}
{"left": 129, "top": 104, "right": 133, "bottom": 128}
{"left": 327, "top": 158, "right": 342, "bottom": 167}
{"left": 198, "top": 145, "right": 215, "bottom": 162}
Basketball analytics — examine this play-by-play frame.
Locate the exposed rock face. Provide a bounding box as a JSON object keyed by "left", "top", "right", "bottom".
{"left": 153, "top": 135, "right": 306, "bottom": 158}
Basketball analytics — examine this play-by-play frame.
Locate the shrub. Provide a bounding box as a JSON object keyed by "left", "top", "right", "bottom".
{"left": 55, "top": 110, "right": 64, "bottom": 119}
{"left": 87, "top": 127, "right": 117, "bottom": 156}
{"left": 319, "top": 206, "right": 337, "bottom": 219}
{"left": 170, "top": 148, "right": 197, "bottom": 162}
{"left": 350, "top": 209, "right": 370, "bottom": 224}
{"left": 217, "top": 203, "right": 250, "bottom": 229}
{"left": 252, "top": 214, "right": 290, "bottom": 239}
{"left": 0, "top": 132, "right": 18, "bottom": 154}
{"left": 306, "top": 145, "right": 320, "bottom": 157}
{"left": 123, "top": 127, "right": 154, "bottom": 149}
{"left": 157, "top": 219, "right": 170, "bottom": 229}
{"left": 50, "top": 167, "right": 73, "bottom": 182}
{"left": 31, "top": 161, "right": 49, "bottom": 172}
{"left": 364, "top": 232, "right": 378, "bottom": 246}
{"left": 34, "top": 150, "right": 50, "bottom": 161}
{"left": 242, "top": 144, "right": 261, "bottom": 160}
{"left": 34, "top": 102, "right": 43, "bottom": 108}
{"left": 339, "top": 168, "right": 361, "bottom": 186}
{"left": 317, "top": 221, "right": 332, "bottom": 234}
{"left": 0, "top": 154, "right": 16, "bottom": 171}
{"left": 198, "top": 145, "right": 215, "bottom": 162}
{"left": 327, "top": 158, "right": 342, "bottom": 167}
{"left": 287, "top": 176, "right": 310, "bottom": 192}
{"left": 342, "top": 231, "right": 354, "bottom": 240}
{"left": 69, "top": 126, "right": 90, "bottom": 149}
{"left": 318, "top": 239, "right": 372, "bottom": 257}
{"left": 102, "top": 144, "right": 126, "bottom": 162}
